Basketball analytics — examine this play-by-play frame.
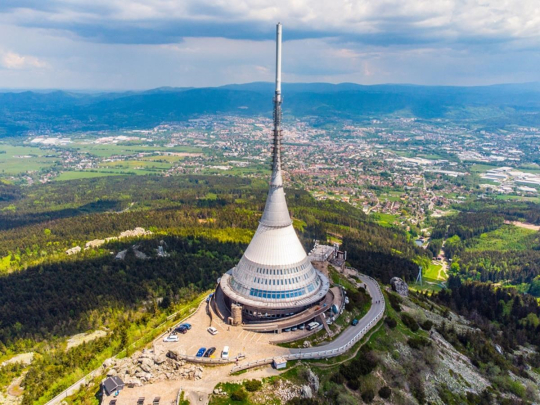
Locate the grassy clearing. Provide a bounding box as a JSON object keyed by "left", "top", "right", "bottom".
{"left": 424, "top": 262, "right": 445, "bottom": 281}
{"left": 468, "top": 224, "right": 538, "bottom": 251}
{"left": 372, "top": 212, "right": 399, "bottom": 227}
{"left": 409, "top": 282, "right": 444, "bottom": 293}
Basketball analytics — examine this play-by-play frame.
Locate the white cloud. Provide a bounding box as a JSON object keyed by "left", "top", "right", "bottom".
{"left": 0, "top": 50, "right": 48, "bottom": 69}
{"left": 0, "top": 1, "right": 538, "bottom": 88}
{"left": 2, "top": 0, "right": 540, "bottom": 43}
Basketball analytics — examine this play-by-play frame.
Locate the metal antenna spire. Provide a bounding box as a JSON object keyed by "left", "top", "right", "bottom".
{"left": 271, "top": 23, "right": 283, "bottom": 183}
{"left": 258, "top": 22, "right": 291, "bottom": 228}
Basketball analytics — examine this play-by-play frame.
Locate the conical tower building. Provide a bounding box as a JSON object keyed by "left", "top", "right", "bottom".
{"left": 219, "top": 23, "right": 330, "bottom": 322}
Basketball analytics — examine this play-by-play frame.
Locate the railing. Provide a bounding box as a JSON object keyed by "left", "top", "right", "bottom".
{"left": 171, "top": 354, "right": 233, "bottom": 365}
{"left": 230, "top": 275, "right": 385, "bottom": 374}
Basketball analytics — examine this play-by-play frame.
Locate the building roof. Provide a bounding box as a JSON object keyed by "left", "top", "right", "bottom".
{"left": 103, "top": 376, "right": 124, "bottom": 395}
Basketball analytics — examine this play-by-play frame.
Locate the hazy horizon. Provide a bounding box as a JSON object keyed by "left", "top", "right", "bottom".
{"left": 1, "top": 80, "right": 540, "bottom": 94}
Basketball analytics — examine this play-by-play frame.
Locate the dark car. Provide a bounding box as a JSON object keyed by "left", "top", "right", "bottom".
{"left": 175, "top": 325, "right": 188, "bottom": 334}
{"left": 352, "top": 319, "right": 359, "bottom": 326}
{"left": 179, "top": 323, "right": 192, "bottom": 330}
{"left": 203, "top": 347, "right": 216, "bottom": 357}
{"left": 196, "top": 347, "right": 206, "bottom": 357}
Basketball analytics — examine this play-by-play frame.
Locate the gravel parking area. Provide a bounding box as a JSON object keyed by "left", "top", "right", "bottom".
{"left": 154, "top": 302, "right": 288, "bottom": 362}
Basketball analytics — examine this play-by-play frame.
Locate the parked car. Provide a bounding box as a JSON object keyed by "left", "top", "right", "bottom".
{"left": 196, "top": 347, "right": 206, "bottom": 357}
{"left": 298, "top": 324, "right": 305, "bottom": 330}
{"left": 175, "top": 325, "right": 188, "bottom": 334}
{"left": 352, "top": 319, "right": 359, "bottom": 326}
{"left": 206, "top": 293, "right": 214, "bottom": 303}
{"left": 306, "top": 322, "right": 320, "bottom": 331}
{"left": 179, "top": 323, "right": 192, "bottom": 330}
{"left": 291, "top": 326, "right": 297, "bottom": 331}
{"left": 344, "top": 297, "right": 350, "bottom": 304}
{"left": 221, "top": 346, "right": 229, "bottom": 359}
{"left": 204, "top": 347, "right": 216, "bottom": 357}
{"left": 163, "top": 335, "right": 179, "bottom": 342}
{"left": 283, "top": 328, "right": 291, "bottom": 332}
{"left": 207, "top": 327, "right": 218, "bottom": 335}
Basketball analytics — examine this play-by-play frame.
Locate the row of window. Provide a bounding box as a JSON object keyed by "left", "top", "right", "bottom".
{"left": 249, "top": 287, "right": 307, "bottom": 299}
{"left": 255, "top": 263, "right": 308, "bottom": 275}
{"left": 252, "top": 273, "right": 311, "bottom": 286}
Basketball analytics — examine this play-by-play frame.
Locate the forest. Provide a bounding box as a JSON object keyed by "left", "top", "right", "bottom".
{"left": 431, "top": 202, "right": 540, "bottom": 294}
{"left": 434, "top": 276, "right": 540, "bottom": 351}
{"left": 0, "top": 174, "right": 428, "bottom": 403}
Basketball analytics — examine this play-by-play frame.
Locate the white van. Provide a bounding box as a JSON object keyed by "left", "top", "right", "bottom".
{"left": 221, "top": 346, "right": 229, "bottom": 359}
{"left": 306, "top": 322, "right": 320, "bottom": 331}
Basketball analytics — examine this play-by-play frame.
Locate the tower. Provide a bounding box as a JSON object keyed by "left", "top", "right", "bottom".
{"left": 218, "top": 23, "right": 330, "bottom": 322}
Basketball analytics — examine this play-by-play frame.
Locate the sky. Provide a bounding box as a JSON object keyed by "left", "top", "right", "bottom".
{"left": 0, "top": 0, "right": 539, "bottom": 90}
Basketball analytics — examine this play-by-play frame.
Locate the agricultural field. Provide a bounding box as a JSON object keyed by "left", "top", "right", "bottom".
{"left": 0, "top": 144, "right": 60, "bottom": 175}
{"left": 55, "top": 171, "right": 128, "bottom": 181}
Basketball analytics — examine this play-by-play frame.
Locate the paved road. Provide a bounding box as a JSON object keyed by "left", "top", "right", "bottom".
{"left": 288, "top": 274, "right": 385, "bottom": 356}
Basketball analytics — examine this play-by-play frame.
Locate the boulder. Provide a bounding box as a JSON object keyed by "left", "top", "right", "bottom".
{"left": 139, "top": 357, "right": 154, "bottom": 373}
{"left": 390, "top": 277, "right": 409, "bottom": 297}
{"left": 307, "top": 369, "right": 319, "bottom": 392}
{"left": 301, "top": 385, "right": 312, "bottom": 398}
{"left": 102, "top": 358, "right": 116, "bottom": 369}
{"left": 106, "top": 368, "right": 118, "bottom": 377}
{"left": 167, "top": 350, "right": 180, "bottom": 361}
{"left": 154, "top": 352, "right": 167, "bottom": 365}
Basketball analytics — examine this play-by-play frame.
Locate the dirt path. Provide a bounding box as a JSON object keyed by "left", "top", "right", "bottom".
{"left": 0, "top": 353, "right": 34, "bottom": 367}
{"left": 506, "top": 220, "right": 540, "bottom": 231}
{"left": 67, "top": 330, "right": 107, "bottom": 350}
{"left": 7, "top": 374, "right": 25, "bottom": 396}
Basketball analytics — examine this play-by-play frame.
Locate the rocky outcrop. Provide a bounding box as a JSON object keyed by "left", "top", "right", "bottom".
{"left": 390, "top": 277, "right": 409, "bottom": 297}
{"left": 84, "top": 227, "right": 153, "bottom": 250}
{"left": 102, "top": 348, "right": 203, "bottom": 387}
{"left": 301, "top": 385, "right": 312, "bottom": 398}
{"left": 66, "top": 246, "right": 81, "bottom": 255}
{"left": 307, "top": 369, "right": 319, "bottom": 392}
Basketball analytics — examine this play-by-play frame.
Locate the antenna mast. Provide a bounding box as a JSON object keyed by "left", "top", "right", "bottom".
{"left": 272, "top": 23, "right": 283, "bottom": 177}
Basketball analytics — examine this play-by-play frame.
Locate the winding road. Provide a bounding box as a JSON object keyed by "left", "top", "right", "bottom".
{"left": 231, "top": 273, "right": 386, "bottom": 372}
{"left": 289, "top": 275, "right": 384, "bottom": 356}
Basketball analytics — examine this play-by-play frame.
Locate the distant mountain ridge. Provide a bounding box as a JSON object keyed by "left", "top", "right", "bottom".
{"left": 1, "top": 82, "right": 540, "bottom": 137}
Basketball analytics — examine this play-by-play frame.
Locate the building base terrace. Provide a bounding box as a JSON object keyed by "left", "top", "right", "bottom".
{"left": 213, "top": 279, "right": 343, "bottom": 333}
